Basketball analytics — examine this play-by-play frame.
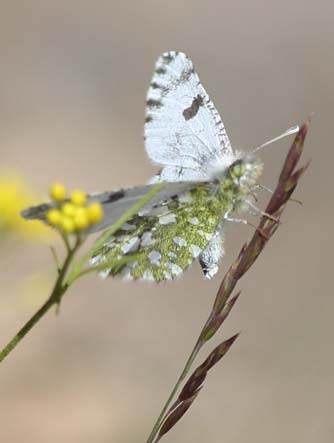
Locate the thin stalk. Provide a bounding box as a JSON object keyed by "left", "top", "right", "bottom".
{"left": 0, "top": 239, "right": 81, "bottom": 363}
{"left": 146, "top": 339, "right": 202, "bottom": 443}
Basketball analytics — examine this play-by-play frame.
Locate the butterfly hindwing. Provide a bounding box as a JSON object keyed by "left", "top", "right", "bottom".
{"left": 93, "top": 185, "right": 223, "bottom": 282}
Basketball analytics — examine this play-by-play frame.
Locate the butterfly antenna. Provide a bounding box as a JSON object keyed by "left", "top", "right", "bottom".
{"left": 250, "top": 125, "right": 300, "bottom": 155}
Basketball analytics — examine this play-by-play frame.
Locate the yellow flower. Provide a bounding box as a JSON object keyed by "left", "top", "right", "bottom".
{"left": 0, "top": 171, "right": 52, "bottom": 241}
{"left": 73, "top": 207, "right": 89, "bottom": 230}
{"left": 71, "top": 190, "right": 87, "bottom": 206}
{"left": 50, "top": 183, "right": 66, "bottom": 202}
{"left": 60, "top": 216, "right": 75, "bottom": 233}
{"left": 86, "top": 203, "right": 104, "bottom": 224}
{"left": 62, "top": 202, "right": 76, "bottom": 217}
{"left": 46, "top": 209, "right": 62, "bottom": 226}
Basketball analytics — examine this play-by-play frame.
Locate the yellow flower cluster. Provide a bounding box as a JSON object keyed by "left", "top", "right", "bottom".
{"left": 46, "top": 183, "right": 103, "bottom": 233}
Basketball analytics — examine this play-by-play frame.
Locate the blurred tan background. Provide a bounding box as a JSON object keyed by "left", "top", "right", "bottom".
{"left": 0, "top": 1, "right": 333, "bottom": 442}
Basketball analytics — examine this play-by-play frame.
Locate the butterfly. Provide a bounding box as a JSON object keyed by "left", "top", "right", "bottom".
{"left": 23, "top": 51, "right": 298, "bottom": 282}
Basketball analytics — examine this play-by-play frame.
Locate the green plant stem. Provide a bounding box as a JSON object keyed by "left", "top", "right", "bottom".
{"left": 146, "top": 339, "right": 203, "bottom": 443}
{"left": 0, "top": 239, "right": 81, "bottom": 363}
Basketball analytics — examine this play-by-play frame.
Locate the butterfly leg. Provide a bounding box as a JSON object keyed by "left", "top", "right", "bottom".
{"left": 224, "top": 213, "right": 249, "bottom": 225}
{"left": 253, "top": 183, "right": 274, "bottom": 195}
{"left": 224, "top": 212, "right": 270, "bottom": 239}
{"left": 254, "top": 184, "right": 302, "bottom": 205}
{"left": 245, "top": 200, "right": 280, "bottom": 223}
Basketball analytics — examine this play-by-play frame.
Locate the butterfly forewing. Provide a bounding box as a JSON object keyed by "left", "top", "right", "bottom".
{"left": 145, "top": 51, "right": 232, "bottom": 180}
{"left": 21, "top": 182, "right": 197, "bottom": 234}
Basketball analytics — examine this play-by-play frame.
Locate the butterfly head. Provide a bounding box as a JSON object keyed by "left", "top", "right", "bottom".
{"left": 215, "top": 154, "right": 263, "bottom": 213}
{"left": 228, "top": 156, "right": 263, "bottom": 188}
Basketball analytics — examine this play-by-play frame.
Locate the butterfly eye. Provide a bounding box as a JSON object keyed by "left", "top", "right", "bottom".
{"left": 230, "top": 162, "right": 245, "bottom": 179}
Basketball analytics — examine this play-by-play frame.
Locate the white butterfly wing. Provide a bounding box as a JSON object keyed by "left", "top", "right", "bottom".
{"left": 145, "top": 51, "right": 232, "bottom": 181}
{"left": 21, "top": 182, "right": 197, "bottom": 233}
